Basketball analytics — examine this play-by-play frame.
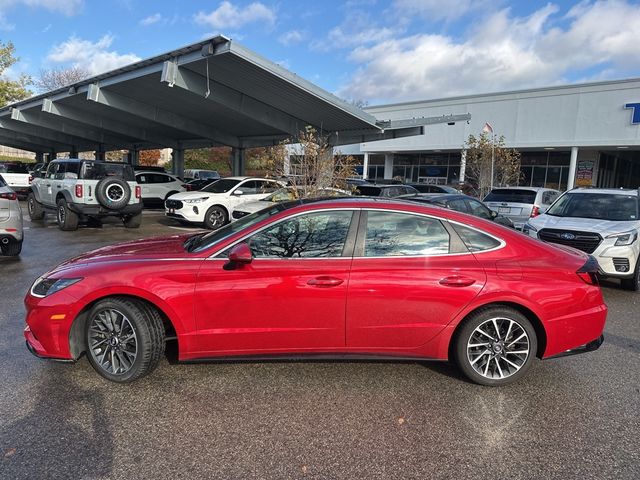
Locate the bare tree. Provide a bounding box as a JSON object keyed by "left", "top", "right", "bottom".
{"left": 34, "top": 66, "right": 90, "bottom": 93}
{"left": 463, "top": 133, "right": 521, "bottom": 198}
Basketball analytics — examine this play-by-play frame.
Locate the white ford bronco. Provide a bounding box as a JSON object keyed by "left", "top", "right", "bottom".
{"left": 27, "top": 159, "right": 143, "bottom": 231}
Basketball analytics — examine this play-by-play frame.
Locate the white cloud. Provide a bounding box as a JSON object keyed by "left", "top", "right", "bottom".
{"left": 194, "top": 1, "right": 276, "bottom": 30}
{"left": 278, "top": 29, "right": 305, "bottom": 46}
{"left": 140, "top": 13, "right": 162, "bottom": 26}
{"left": 311, "top": 10, "right": 400, "bottom": 51}
{"left": 47, "top": 35, "right": 141, "bottom": 75}
{"left": 340, "top": 1, "right": 640, "bottom": 103}
{"left": 392, "top": 0, "right": 492, "bottom": 22}
{"left": 23, "top": 0, "right": 82, "bottom": 16}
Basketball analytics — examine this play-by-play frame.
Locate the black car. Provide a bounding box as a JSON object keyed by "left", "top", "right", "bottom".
{"left": 407, "top": 184, "right": 460, "bottom": 194}
{"left": 354, "top": 184, "right": 419, "bottom": 197}
{"left": 184, "top": 178, "right": 219, "bottom": 191}
{"left": 401, "top": 193, "right": 515, "bottom": 228}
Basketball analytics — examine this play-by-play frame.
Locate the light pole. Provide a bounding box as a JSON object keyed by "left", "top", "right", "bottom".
{"left": 490, "top": 132, "right": 495, "bottom": 190}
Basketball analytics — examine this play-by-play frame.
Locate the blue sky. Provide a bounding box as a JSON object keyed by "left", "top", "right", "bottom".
{"left": 2, "top": 0, "right": 639, "bottom": 104}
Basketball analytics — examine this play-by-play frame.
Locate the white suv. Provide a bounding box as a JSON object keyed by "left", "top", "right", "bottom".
{"left": 165, "top": 177, "right": 282, "bottom": 229}
{"left": 135, "top": 171, "right": 186, "bottom": 207}
{"left": 0, "top": 176, "right": 23, "bottom": 256}
{"left": 524, "top": 188, "right": 640, "bottom": 290}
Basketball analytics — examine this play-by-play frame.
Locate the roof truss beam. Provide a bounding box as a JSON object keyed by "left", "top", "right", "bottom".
{"left": 0, "top": 117, "right": 87, "bottom": 151}
{"left": 161, "top": 61, "right": 304, "bottom": 137}
{"left": 0, "top": 130, "right": 72, "bottom": 152}
{"left": 41, "top": 99, "right": 179, "bottom": 150}
{"left": 86, "top": 83, "right": 240, "bottom": 148}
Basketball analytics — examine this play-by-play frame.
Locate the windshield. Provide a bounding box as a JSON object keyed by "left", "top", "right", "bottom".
{"left": 188, "top": 204, "right": 289, "bottom": 252}
{"left": 202, "top": 178, "right": 240, "bottom": 193}
{"left": 484, "top": 189, "right": 536, "bottom": 204}
{"left": 546, "top": 192, "right": 638, "bottom": 221}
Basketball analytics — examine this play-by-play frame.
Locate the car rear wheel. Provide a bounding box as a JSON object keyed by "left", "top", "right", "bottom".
{"left": 454, "top": 307, "right": 537, "bottom": 386}
{"left": 204, "top": 205, "right": 228, "bottom": 230}
{"left": 1, "top": 238, "right": 21, "bottom": 256}
{"left": 27, "top": 193, "right": 44, "bottom": 220}
{"left": 85, "top": 298, "right": 165, "bottom": 383}
{"left": 620, "top": 259, "right": 640, "bottom": 291}
{"left": 56, "top": 198, "right": 79, "bottom": 231}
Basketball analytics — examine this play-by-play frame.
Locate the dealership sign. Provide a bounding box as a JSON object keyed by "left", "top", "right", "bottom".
{"left": 625, "top": 103, "right": 640, "bottom": 124}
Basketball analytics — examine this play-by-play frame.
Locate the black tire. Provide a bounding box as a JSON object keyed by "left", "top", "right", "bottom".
{"left": 620, "top": 259, "right": 640, "bottom": 291}
{"left": 454, "top": 306, "right": 537, "bottom": 386}
{"left": 123, "top": 212, "right": 142, "bottom": 228}
{"left": 95, "top": 177, "right": 131, "bottom": 210}
{"left": 85, "top": 297, "right": 165, "bottom": 383}
{"left": 203, "top": 205, "right": 228, "bottom": 230}
{"left": 27, "top": 193, "right": 44, "bottom": 220}
{"left": 1, "top": 239, "right": 22, "bottom": 256}
{"left": 56, "top": 198, "right": 79, "bottom": 231}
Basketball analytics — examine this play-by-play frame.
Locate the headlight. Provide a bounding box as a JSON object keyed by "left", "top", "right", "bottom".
{"left": 30, "top": 277, "right": 83, "bottom": 298}
{"left": 523, "top": 223, "right": 537, "bottom": 236}
{"left": 183, "top": 197, "right": 209, "bottom": 204}
{"left": 606, "top": 230, "right": 638, "bottom": 246}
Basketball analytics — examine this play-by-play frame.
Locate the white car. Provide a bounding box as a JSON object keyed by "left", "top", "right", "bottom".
{"left": 0, "top": 175, "right": 23, "bottom": 256}
{"left": 165, "top": 176, "right": 282, "bottom": 229}
{"left": 231, "top": 187, "right": 351, "bottom": 221}
{"left": 524, "top": 188, "right": 640, "bottom": 290}
{"left": 135, "top": 171, "right": 186, "bottom": 206}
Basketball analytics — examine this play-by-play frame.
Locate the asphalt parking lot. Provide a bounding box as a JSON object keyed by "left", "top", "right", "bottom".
{"left": 1, "top": 204, "right": 638, "bottom": 480}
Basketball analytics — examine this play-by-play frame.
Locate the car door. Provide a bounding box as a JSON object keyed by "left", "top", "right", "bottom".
{"left": 227, "top": 180, "right": 276, "bottom": 211}
{"left": 136, "top": 173, "right": 152, "bottom": 199}
{"left": 193, "top": 209, "right": 358, "bottom": 356}
{"left": 41, "top": 163, "right": 60, "bottom": 206}
{"left": 346, "top": 210, "right": 486, "bottom": 350}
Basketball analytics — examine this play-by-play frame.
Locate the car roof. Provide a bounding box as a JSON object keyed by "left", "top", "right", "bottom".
{"left": 568, "top": 188, "right": 638, "bottom": 195}
{"left": 404, "top": 193, "right": 470, "bottom": 201}
{"left": 136, "top": 170, "right": 173, "bottom": 175}
{"left": 488, "top": 186, "right": 554, "bottom": 192}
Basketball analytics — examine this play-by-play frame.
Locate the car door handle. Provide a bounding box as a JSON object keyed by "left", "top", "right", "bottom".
{"left": 307, "top": 276, "right": 344, "bottom": 287}
{"left": 46, "top": 184, "right": 51, "bottom": 187}
{"left": 439, "top": 276, "right": 476, "bottom": 287}
{"left": 57, "top": 185, "right": 62, "bottom": 188}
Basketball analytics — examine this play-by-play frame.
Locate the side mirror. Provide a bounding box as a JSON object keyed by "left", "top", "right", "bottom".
{"left": 233, "top": 189, "right": 244, "bottom": 196}
{"left": 225, "top": 243, "right": 253, "bottom": 270}
{"left": 490, "top": 210, "right": 498, "bottom": 219}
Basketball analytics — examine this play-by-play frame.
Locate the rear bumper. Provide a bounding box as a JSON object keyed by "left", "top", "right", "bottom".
{"left": 68, "top": 202, "right": 143, "bottom": 217}
{"left": 544, "top": 335, "right": 604, "bottom": 359}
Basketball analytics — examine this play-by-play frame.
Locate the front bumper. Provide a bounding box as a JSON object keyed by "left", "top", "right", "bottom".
{"left": 165, "top": 206, "right": 204, "bottom": 223}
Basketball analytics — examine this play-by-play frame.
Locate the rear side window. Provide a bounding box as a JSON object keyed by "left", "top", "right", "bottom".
{"left": 364, "top": 211, "right": 450, "bottom": 257}
{"left": 452, "top": 224, "right": 501, "bottom": 252}
{"left": 0, "top": 163, "right": 29, "bottom": 173}
{"left": 484, "top": 189, "right": 536, "bottom": 204}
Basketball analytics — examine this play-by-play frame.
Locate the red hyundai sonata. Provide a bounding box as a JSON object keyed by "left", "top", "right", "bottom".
{"left": 24, "top": 198, "right": 607, "bottom": 386}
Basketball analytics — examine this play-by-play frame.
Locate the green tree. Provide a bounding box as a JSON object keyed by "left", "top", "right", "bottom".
{"left": 0, "top": 41, "right": 31, "bottom": 107}
{"left": 463, "top": 133, "right": 521, "bottom": 198}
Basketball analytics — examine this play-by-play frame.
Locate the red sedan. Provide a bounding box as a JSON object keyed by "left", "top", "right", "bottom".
{"left": 24, "top": 198, "right": 607, "bottom": 386}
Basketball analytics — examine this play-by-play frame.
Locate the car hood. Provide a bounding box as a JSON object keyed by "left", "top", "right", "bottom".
{"left": 168, "top": 191, "right": 223, "bottom": 201}
{"left": 529, "top": 214, "right": 640, "bottom": 235}
{"left": 54, "top": 233, "right": 199, "bottom": 270}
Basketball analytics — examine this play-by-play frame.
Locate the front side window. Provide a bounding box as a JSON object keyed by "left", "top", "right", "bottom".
{"left": 364, "top": 211, "right": 450, "bottom": 257}
{"left": 249, "top": 211, "right": 353, "bottom": 258}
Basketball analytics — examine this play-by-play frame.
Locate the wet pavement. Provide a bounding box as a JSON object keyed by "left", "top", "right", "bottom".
{"left": 1, "top": 203, "right": 638, "bottom": 479}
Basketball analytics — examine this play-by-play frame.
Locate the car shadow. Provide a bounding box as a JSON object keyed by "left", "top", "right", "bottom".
{"left": 0, "top": 366, "right": 114, "bottom": 478}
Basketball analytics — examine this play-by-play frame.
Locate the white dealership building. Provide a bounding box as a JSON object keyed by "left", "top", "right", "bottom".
{"left": 341, "top": 78, "right": 640, "bottom": 191}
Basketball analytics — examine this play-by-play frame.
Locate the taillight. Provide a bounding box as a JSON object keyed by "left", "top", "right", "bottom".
{"left": 75, "top": 184, "right": 83, "bottom": 198}
{"left": 0, "top": 192, "right": 17, "bottom": 200}
{"left": 530, "top": 205, "right": 540, "bottom": 218}
{"left": 28, "top": 175, "right": 33, "bottom": 184}
{"left": 577, "top": 256, "right": 599, "bottom": 285}
{"left": 181, "top": 184, "right": 188, "bottom": 189}
{"left": 135, "top": 186, "right": 141, "bottom": 199}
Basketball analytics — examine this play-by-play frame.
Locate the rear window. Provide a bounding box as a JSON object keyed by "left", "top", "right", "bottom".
{"left": 0, "top": 163, "right": 29, "bottom": 174}
{"left": 355, "top": 186, "right": 382, "bottom": 196}
{"left": 484, "top": 189, "right": 536, "bottom": 204}
{"left": 80, "top": 162, "right": 135, "bottom": 181}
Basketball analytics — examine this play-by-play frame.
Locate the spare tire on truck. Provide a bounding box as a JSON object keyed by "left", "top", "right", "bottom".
{"left": 95, "top": 177, "right": 131, "bottom": 210}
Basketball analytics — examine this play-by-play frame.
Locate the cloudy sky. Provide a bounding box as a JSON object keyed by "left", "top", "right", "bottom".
{"left": 2, "top": 0, "right": 639, "bottom": 105}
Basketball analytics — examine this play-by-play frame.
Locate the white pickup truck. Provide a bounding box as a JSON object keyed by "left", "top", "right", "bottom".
{"left": 0, "top": 162, "right": 32, "bottom": 197}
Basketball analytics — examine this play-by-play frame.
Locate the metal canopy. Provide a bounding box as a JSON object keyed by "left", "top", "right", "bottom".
{"left": 0, "top": 35, "right": 390, "bottom": 155}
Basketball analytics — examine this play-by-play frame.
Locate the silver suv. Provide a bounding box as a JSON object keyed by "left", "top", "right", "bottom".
{"left": 483, "top": 187, "right": 560, "bottom": 230}
{"left": 0, "top": 176, "right": 23, "bottom": 256}
{"left": 28, "top": 159, "right": 143, "bottom": 231}
{"left": 524, "top": 188, "right": 640, "bottom": 290}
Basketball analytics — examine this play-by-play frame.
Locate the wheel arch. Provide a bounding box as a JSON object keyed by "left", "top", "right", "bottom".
{"left": 55, "top": 190, "right": 74, "bottom": 204}
{"left": 29, "top": 187, "right": 43, "bottom": 203}
{"left": 447, "top": 301, "right": 547, "bottom": 362}
{"left": 68, "top": 293, "right": 180, "bottom": 360}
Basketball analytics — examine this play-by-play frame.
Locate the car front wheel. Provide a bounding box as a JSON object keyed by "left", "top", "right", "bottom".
{"left": 454, "top": 307, "right": 537, "bottom": 386}
{"left": 204, "top": 205, "right": 228, "bottom": 230}
{"left": 85, "top": 298, "right": 165, "bottom": 383}
{"left": 56, "top": 198, "right": 79, "bottom": 231}
{"left": 27, "top": 193, "right": 44, "bottom": 220}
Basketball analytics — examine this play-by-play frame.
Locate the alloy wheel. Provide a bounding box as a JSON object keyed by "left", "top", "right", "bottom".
{"left": 106, "top": 184, "right": 124, "bottom": 201}
{"left": 88, "top": 308, "right": 138, "bottom": 375}
{"left": 209, "top": 210, "right": 225, "bottom": 228}
{"left": 57, "top": 205, "right": 65, "bottom": 224}
{"left": 466, "top": 317, "right": 530, "bottom": 380}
